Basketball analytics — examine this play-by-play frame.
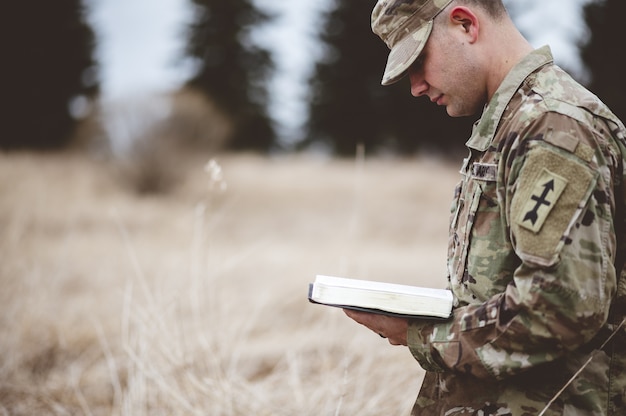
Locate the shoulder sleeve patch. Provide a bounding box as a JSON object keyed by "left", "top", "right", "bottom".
{"left": 511, "top": 147, "right": 598, "bottom": 266}
{"left": 517, "top": 168, "right": 568, "bottom": 233}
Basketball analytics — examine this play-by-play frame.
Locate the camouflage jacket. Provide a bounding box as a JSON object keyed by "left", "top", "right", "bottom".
{"left": 407, "top": 46, "right": 626, "bottom": 415}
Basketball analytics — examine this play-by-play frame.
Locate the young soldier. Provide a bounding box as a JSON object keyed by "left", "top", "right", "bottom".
{"left": 344, "top": 0, "right": 626, "bottom": 414}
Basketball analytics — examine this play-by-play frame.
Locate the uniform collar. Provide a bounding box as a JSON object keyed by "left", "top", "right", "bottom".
{"left": 466, "top": 46, "right": 554, "bottom": 152}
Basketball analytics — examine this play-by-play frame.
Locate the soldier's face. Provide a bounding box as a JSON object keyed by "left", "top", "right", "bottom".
{"left": 407, "top": 20, "right": 487, "bottom": 117}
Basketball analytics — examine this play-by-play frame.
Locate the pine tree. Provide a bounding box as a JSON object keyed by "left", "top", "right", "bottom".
{"left": 304, "top": 0, "right": 388, "bottom": 156}
{"left": 2, "top": 0, "right": 98, "bottom": 150}
{"left": 185, "top": 0, "right": 276, "bottom": 152}
{"left": 304, "top": 0, "right": 474, "bottom": 157}
{"left": 581, "top": 0, "right": 626, "bottom": 121}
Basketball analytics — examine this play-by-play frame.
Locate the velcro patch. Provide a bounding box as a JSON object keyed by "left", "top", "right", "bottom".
{"left": 517, "top": 168, "right": 568, "bottom": 233}
{"left": 511, "top": 146, "right": 597, "bottom": 266}
{"left": 471, "top": 163, "right": 497, "bottom": 182}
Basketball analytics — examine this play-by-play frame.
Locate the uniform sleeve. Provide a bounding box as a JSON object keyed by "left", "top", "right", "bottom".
{"left": 407, "top": 116, "right": 621, "bottom": 380}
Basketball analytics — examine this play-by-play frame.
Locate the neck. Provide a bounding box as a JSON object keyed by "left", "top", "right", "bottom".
{"left": 485, "top": 18, "right": 534, "bottom": 100}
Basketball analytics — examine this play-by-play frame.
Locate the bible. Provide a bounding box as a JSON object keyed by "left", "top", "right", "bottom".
{"left": 308, "top": 274, "right": 454, "bottom": 319}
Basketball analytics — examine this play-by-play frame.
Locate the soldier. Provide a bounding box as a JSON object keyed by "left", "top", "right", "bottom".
{"left": 343, "top": 0, "right": 626, "bottom": 414}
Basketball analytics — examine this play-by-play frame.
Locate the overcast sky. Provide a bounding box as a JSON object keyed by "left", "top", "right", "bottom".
{"left": 86, "top": 0, "right": 592, "bottom": 141}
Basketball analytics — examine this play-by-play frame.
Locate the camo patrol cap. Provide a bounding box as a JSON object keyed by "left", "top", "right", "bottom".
{"left": 372, "top": 0, "right": 454, "bottom": 85}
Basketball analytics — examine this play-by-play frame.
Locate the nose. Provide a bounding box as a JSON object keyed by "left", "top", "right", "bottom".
{"left": 408, "top": 68, "right": 428, "bottom": 97}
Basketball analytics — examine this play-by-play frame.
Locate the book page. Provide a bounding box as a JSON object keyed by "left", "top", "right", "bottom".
{"left": 314, "top": 275, "right": 450, "bottom": 299}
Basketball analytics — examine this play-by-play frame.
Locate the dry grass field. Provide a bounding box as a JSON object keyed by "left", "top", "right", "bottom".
{"left": 0, "top": 151, "right": 460, "bottom": 415}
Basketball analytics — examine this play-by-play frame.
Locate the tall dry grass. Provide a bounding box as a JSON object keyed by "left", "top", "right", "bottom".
{"left": 0, "top": 151, "right": 459, "bottom": 415}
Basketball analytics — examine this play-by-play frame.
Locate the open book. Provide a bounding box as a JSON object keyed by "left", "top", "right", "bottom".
{"left": 308, "top": 275, "right": 454, "bottom": 319}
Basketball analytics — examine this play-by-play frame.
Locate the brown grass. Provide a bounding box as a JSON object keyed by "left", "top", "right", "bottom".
{"left": 0, "top": 151, "right": 459, "bottom": 415}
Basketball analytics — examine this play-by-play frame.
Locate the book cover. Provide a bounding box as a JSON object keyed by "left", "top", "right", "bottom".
{"left": 308, "top": 275, "right": 454, "bottom": 319}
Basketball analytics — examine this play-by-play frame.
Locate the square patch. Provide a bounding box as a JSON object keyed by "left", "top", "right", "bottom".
{"left": 517, "top": 168, "right": 568, "bottom": 233}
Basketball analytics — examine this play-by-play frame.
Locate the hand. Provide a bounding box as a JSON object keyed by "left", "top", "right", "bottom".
{"left": 343, "top": 309, "right": 408, "bottom": 346}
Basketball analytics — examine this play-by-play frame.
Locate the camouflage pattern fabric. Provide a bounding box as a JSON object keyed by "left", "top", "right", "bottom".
{"left": 371, "top": 0, "right": 455, "bottom": 85}
{"left": 407, "top": 46, "right": 626, "bottom": 415}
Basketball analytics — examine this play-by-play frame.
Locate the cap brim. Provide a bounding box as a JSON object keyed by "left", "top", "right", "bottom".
{"left": 381, "top": 20, "right": 433, "bottom": 86}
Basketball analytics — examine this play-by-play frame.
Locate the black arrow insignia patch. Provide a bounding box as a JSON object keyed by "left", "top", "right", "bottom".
{"left": 518, "top": 168, "right": 568, "bottom": 233}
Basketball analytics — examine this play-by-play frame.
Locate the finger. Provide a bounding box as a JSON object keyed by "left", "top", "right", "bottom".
{"left": 344, "top": 309, "right": 377, "bottom": 327}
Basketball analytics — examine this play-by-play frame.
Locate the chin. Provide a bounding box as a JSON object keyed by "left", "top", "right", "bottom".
{"left": 446, "top": 108, "right": 461, "bottom": 117}
{"left": 446, "top": 107, "right": 472, "bottom": 118}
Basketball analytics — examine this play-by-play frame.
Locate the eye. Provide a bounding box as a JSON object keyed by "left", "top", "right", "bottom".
{"left": 411, "top": 55, "right": 426, "bottom": 71}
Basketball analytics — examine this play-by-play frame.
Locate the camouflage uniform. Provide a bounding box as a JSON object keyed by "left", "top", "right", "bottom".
{"left": 407, "top": 46, "right": 626, "bottom": 415}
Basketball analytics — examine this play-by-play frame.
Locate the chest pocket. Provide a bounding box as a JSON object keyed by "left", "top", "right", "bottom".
{"left": 448, "top": 163, "right": 507, "bottom": 304}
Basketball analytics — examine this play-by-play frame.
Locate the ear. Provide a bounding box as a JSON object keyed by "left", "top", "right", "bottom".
{"left": 448, "top": 6, "right": 479, "bottom": 43}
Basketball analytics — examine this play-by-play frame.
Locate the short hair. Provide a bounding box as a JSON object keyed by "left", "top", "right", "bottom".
{"left": 443, "top": 0, "right": 508, "bottom": 20}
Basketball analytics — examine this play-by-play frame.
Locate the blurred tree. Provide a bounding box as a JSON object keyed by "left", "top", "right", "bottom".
{"left": 185, "top": 0, "right": 276, "bottom": 152}
{"left": 580, "top": 0, "right": 626, "bottom": 121}
{"left": 2, "top": 0, "right": 98, "bottom": 150}
{"left": 304, "top": 0, "right": 475, "bottom": 157}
